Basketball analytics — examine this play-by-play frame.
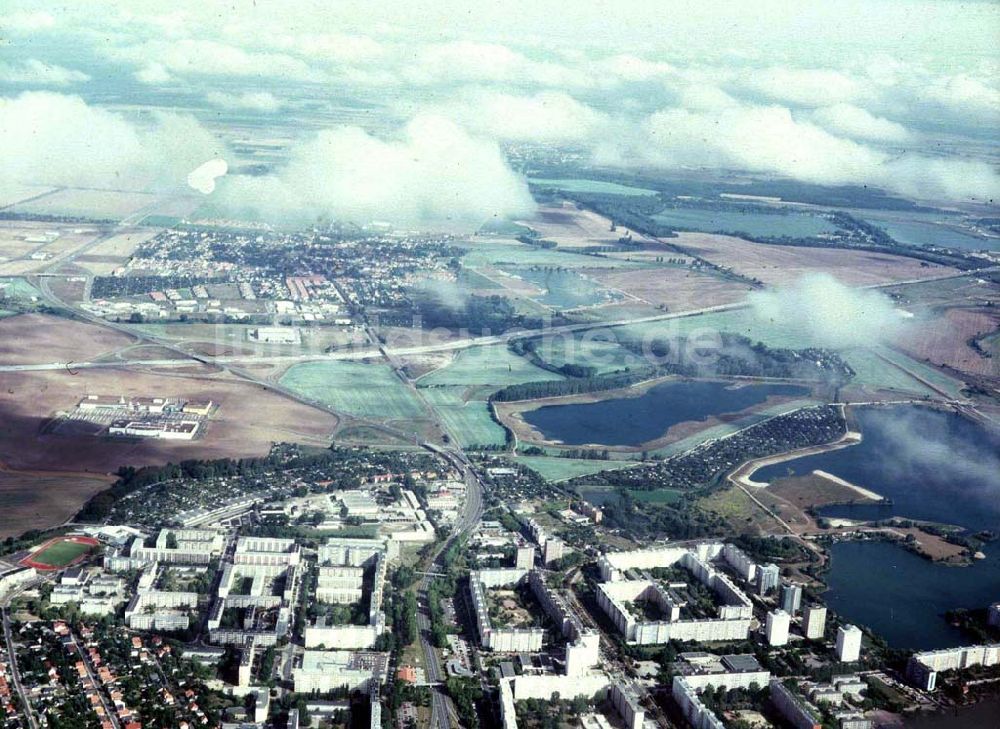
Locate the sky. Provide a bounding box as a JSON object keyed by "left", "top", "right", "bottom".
{"left": 1, "top": 0, "right": 998, "bottom": 224}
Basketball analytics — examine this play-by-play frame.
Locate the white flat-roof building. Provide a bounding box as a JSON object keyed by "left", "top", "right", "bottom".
{"left": 248, "top": 326, "right": 301, "bottom": 344}
{"left": 594, "top": 543, "right": 754, "bottom": 646}
{"left": 766, "top": 610, "right": 791, "bottom": 647}
{"left": 906, "top": 643, "right": 1000, "bottom": 691}
{"left": 293, "top": 650, "right": 388, "bottom": 694}
{"left": 109, "top": 419, "right": 199, "bottom": 440}
{"left": 836, "top": 625, "right": 863, "bottom": 662}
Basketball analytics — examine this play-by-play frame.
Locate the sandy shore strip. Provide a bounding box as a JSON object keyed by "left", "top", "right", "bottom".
{"left": 811, "top": 469, "right": 883, "bottom": 500}
{"left": 733, "top": 430, "right": 862, "bottom": 487}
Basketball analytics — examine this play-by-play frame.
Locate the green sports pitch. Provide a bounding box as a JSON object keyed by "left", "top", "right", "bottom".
{"left": 22, "top": 536, "right": 98, "bottom": 570}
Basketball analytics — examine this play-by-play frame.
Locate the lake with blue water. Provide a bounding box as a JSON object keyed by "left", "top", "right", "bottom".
{"left": 856, "top": 211, "right": 997, "bottom": 251}
{"left": 522, "top": 380, "right": 808, "bottom": 446}
{"left": 756, "top": 405, "right": 1000, "bottom": 649}
{"left": 652, "top": 208, "right": 838, "bottom": 238}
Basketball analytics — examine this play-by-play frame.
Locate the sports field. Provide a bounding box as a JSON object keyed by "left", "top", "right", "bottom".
{"left": 21, "top": 536, "right": 98, "bottom": 570}
{"left": 280, "top": 360, "right": 426, "bottom": 419}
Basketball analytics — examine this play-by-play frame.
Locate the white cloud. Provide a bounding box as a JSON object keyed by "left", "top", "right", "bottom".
{"left": 748, "top": 273, "right": 908, "bottom": 349}
{"left": 918, "top": 73, "right": 1000, "bottom": 122}
{"left": 134, "top": 62, "right": 171, "bottom": 85}
{"left": 677, "top": 84, "right": 740, "bottom": 111}
{"left": 403, "top": 41, "right": 583, "bottom": 88}
{"left": 0, "top": 92, "right": 225, "bottom": 193}
{"left": 187, "top": 158, "right": 228, "bottom": 194}
{"left": 636, "top": 102, "right": 999, "bottom": 202}
{"left": 0, "top": 59, "right": 90, "bottom": 86}
{"left": 111, "top": 39, "right": 320, "bottom": 81}
{"left": 811, "top": 103, "right": 911, "bottom": 143}
{"left": 2, "top": 11, "right": 56, "bottom": 31}
{"left": 595, "top": 54, "right": 675, "bottom": 82}
{"left": 741, "top": 67, "right": 865, "bottom": 107}
{"left": 428, "top": 90, "right": 606, "bottom": 143}
{"left": 264, "top": 32, "right": 385, "bottom": 64}
{"left": 204, "top": 91, "right": 283, "bottom": 112}
{"left": 643, "top": 104, "right": 880, "bottom": 182}
{"left": 214, "top": 114, "right": 534, "bottom": 226}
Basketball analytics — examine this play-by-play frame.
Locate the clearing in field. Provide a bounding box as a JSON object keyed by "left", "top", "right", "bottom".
{"left": 0, "top": 312, "right": 136, "bottom": 365}
{"left": 0, "top": 364, "right": 338, "bottom": 477}
{"left": 671, "top": 232, "right": 957, "bottom": 287}
{"left": 21, "top": 535, "right": 98, "bottom": 570}
{"left": 698, "top": 485, "right": 786, "bottom": 535}
{"left": 418, "top": 344, "right": 563, "bottom": 388}
{"left": 10, "top": 188, "right": 157, "bottom": 221}
{"left": 516, "top": 201, "right": 648, "bottom": 248}
{"left": 74, "top": 228, "right": 163, "bottom": 275}
{"left": 589, "top": 265, "right": 753, "bottom": 312}
{"left": 280, "top": 360, "right": 426, "bottom": 420}
{"left": 526, "top": 333, "right": 646, "bottom": 376}
{"left": 513, "top": 455, "right": 636, "bottom": 482}
{"left": 896, "top": 307, "right": 999, "bottom": 377}
{"left": 458, "top": 239, "right": 637, "bottom": 270}
{"left": 0, "top": 469, "right": 112, "bottom": 540}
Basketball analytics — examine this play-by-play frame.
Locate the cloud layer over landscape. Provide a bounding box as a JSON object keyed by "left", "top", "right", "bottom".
{"left": 747, "top": 274, "right": 908, "bottom": 349}
{"left": 213, "top": 115, "right": 535, "bottom": 225}
{"left": 0, "top": 92, "right": 224, "bottom": 194}
{"left": 1, "top": 0, "right": 998, "bottom": 209}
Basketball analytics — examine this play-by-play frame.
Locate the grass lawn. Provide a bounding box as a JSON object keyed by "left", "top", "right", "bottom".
{"left": 280, "top": 360, "right": 426, "bottom": 419}
{"left": 631, "top": 488, "right": 683, "bottom": 504}
{"left": 0, "top": 277, "right": 43, "bottom": 301}
{"left": 513, "top": 456, "right": 635, "bottom": 482}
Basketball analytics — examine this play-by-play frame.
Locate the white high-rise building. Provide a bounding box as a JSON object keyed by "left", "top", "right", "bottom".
{"left": 802, "top": 605, "right": 827, "bottom": 640}
{"left": 836, "top": 625, "right": 863, "bottom": 662}
{"left": 515, "top": 545, "right": 536, "bottom": 570}
{"left": 766, "top": 609, "right": 790, "bottom": 647}
{"left": 757, "top": 563, "right": 780, "bottom": 595}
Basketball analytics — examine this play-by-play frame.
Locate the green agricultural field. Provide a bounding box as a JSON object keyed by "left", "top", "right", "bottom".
{"left": 418, "top": 345, "right": 564, "bottom": 388}
{"left": 841, "top": 348, "right": 936, "bottom": 395}
{"left": 872, "top": 346, "right": 966, "bottom": 398}
{"left": 280, "top": 360, "right": 426, "bottom": 419}
{"left": 528, "top": 177, "right": 659, "bottom": 196}
{"left": 513, "top": 456, "right": 636, "bottom": 482}
{"left": 458, "top": 241, "right": 639, "bottom": 270}
{"left": 421, "top": 387, "right": 508, "bottom": 448}
{"left": 529, "top": 334, "right": 645, "bottom": 375}
{"left": 612, "top": 308, "right": 812, "bottom": 350}
{"left": 631, "top": 488, "right": 684, "bottom": 504}
{"left": 0, "top": 277, "right": 43, "bottom": 301}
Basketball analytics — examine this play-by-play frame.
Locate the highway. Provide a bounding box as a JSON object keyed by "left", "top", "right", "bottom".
{"left": 8, "top": 263, "right": 996, "bottom": 376}
{"left": 414, "top": 444, "right": 485, "bottom": 729}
